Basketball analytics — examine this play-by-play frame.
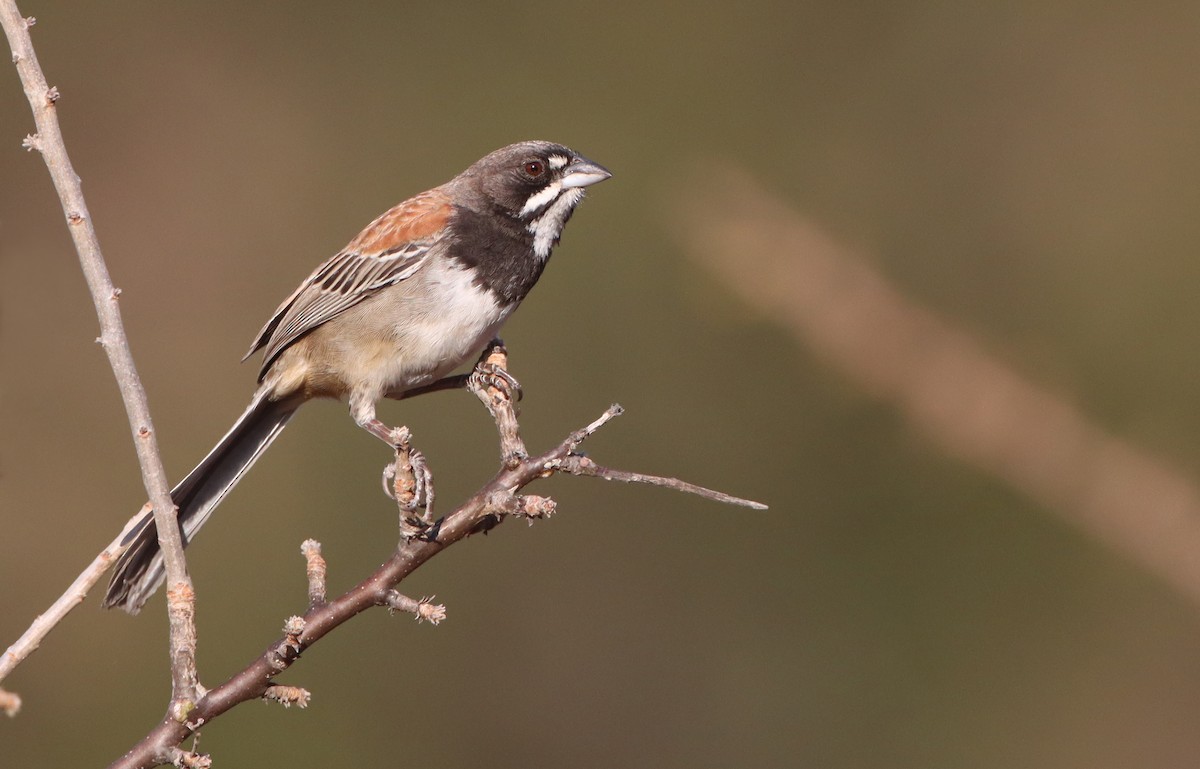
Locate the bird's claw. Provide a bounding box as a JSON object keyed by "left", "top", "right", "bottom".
{"left": 469, "top": 363, "right": 523, "bottom": 403}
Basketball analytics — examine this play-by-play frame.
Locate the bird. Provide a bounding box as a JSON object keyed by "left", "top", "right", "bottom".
{"left": 103, "top": 140, "right": 611, "bottom": 613}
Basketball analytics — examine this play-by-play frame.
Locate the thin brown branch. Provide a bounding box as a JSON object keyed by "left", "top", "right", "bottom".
{"left": 0, "top": 505, "right": 145, "bottom": 697}
{"left": 0, "top": 1, "right": 198, "bottom": 709}
{"left": 108, "top": 366, "right": 764, "bottom": 768}
{"left": 552, "top": 455, "right": 770, "bottom": 510}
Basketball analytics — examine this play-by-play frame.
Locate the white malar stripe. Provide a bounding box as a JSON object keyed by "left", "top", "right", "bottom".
{"left": 528, "top": 188, "right": 585, "bottom": 260}
{"left": 519, "top": 180, "right": 563, "bottom": 217}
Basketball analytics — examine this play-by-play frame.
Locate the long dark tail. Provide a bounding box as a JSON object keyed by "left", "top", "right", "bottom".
{"left": 103, "top": 389, "right": 302, "bottom": 614}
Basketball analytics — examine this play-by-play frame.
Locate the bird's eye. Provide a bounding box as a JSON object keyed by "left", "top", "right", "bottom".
{"left": 523, "top": 160, "right": 545, "bottom": 177}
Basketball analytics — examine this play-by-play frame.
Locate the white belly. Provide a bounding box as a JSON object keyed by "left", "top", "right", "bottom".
{"left": 401, "top": 261, "right": 513, "bottom": 382}
{"left": 349, "top": 259, "right": 513, "bottom": 396}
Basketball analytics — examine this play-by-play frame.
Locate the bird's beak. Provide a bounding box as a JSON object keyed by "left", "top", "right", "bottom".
{"left": 561, "top": 157, "right": 613, "bottom": 189}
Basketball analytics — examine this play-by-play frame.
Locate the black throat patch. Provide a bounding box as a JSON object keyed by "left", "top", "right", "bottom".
{"left": 446, "top": 205, "right": 548, "bottom": 305}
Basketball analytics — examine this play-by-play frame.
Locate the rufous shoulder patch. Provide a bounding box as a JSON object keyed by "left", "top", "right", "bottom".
{"left": 345, "top": 189, "right": 453, "bottom": 255}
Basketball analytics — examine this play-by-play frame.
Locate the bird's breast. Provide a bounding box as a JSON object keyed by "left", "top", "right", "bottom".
{"left": 277, "top": 257, "right": 515, "bottom": 402}
{"left": 397, "top": 258, "right": 516, "bottom": 376}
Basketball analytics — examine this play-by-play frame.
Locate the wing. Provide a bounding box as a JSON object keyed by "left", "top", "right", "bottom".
{"left": 246, "top": 189, "right": 454, "bottom": 381}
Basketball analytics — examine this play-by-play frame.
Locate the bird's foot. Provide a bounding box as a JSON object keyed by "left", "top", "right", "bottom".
{"left": 466, "top": 341, "right": 528, "bottom": 468}
{"left": 379, "top": 425, "right": 435, "bottom": 539}
{"left": 467, "top": 339, "right": 523, "bottom": 403}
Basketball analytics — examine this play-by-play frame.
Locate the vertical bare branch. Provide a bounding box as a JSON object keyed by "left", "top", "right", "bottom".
{"left": 0, "top": 0, "right": 199, "bottom": 708}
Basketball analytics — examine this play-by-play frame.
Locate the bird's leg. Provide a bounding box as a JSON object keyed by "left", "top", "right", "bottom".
{"left": 351, "top": 396, "right": 408, "bottom": 447}
{"left": 383, "top": 374, "right": 470, "bottom": 402}
{"left": 352, "top": 397, "right": 434, "bottom": 537}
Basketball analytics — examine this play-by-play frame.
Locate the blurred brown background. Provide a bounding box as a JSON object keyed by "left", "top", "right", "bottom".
{"left": 4, "top": 2, "right": 1200, "bottom": 767}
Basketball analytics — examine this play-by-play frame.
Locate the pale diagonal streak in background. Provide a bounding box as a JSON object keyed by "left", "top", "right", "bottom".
{"left": 679, "top": 170, "right": 1200, "bottom": 606}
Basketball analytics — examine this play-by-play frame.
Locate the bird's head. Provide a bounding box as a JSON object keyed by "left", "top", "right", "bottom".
{"left": 453, "top": 140, "right": 612, "bottom": 259}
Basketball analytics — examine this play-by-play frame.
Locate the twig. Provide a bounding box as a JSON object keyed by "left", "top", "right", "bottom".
{"left": 551, "top": 454, "right": 769, "bottom": 510}
{"left": 0, "top": 505, "right": 145, "bottom": 695}
{"left": 381, "top": 591, "right": 447, "bottom": 624}
{"left": 0, "top": 1, "right": 198, "bottom": 709}
{"left": 300, "top": 540, "right": 327, "bottom": 611}
{"left": 262, "top": 685, "right": 311, "bottom": 709}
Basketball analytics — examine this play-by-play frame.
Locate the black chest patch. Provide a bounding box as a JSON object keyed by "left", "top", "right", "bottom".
{"left": 446, "top": 206, "right": 547, "bottom": 305}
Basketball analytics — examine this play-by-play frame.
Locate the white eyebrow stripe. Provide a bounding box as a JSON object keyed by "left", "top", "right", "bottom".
{"left": 519, "top": 179, "right": 563, "bottom": 216}
{"left": 548, "top": 154, "right": 570, "bottom": 170}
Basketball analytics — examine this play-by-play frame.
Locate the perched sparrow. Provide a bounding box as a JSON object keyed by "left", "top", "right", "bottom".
{"left": 104, "top": 141, "right": 611, "bottom": 613}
